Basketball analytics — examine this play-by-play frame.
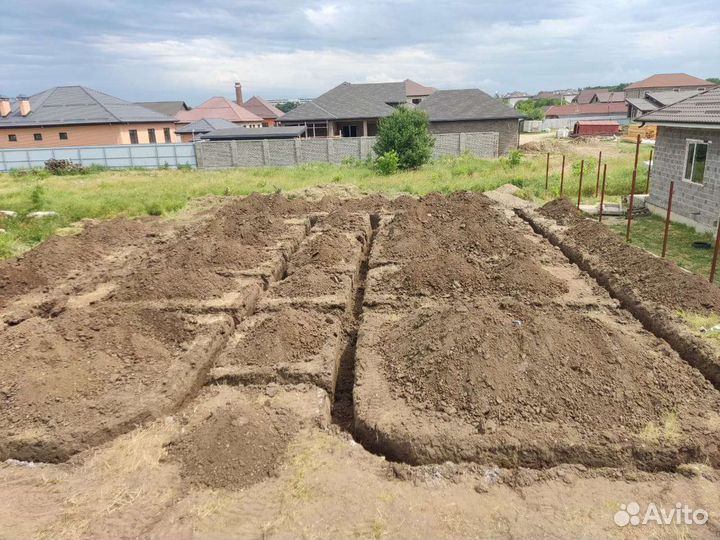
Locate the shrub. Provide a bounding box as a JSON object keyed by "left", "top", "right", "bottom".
{"left": 373, "top": 108, "right": 434, "bottom": 169}
{"left": 30, "top": 183, "right": 46, "bottom": 209}
{"left": 144, "top": 202, "right": 163, "bottom": 216}
{"left": 506, "top": 149, "right": 522, "bottom": 167}
{"left": 45, "top": 158, "right": 85, "bottom": 175}
{"left": 375, "top": 150, "right": 400, "bottom": 175}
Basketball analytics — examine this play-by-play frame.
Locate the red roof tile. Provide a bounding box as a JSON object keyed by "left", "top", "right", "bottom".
{"left": 243, "top": 96, "right": 284, "bottom": 120}
{"left": 176, "top": 96, "right": 263, "bottom": 123}
{"left": 626, "top": 73, "right": 712, "bottom": 90}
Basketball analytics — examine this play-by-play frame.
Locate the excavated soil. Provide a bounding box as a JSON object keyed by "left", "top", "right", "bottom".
{"left": 166, "top": 401, "right": 300, "bottom": 490}
{"left": 539, "top": 198, "right": 720, "bottom": 314}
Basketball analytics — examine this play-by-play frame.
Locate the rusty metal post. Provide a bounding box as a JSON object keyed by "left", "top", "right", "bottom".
{"left": 545, "top": 152, "right": 550, "bottom": 190}
{"left": 661, "top": 181, "right": 674, "bottom": 258}
{"left": 560, "top": 154, "right": 565, "bottom": 196}
{"left": 645, "top": 148, "right": 653, "bottom": 194}
{"left": 577, "top": 159, "right": 584, "bottom": 209}
{"left": 595, "top": 150, "right": 602, "bottom": 197}
{"left": 599, "top": 164, "right": 607, "bottom": 223}
{"left": 710, "top": 218, "right": 720, "bottom": 283}
{"left": 625, "top": 134, "right": 641, "bottom": 242}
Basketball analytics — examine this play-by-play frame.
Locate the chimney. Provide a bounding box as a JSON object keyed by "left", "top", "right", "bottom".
{"left": 234, "top": 82, "right": 243, "bottom": 105}
{"left": 0, "top": 96, "right": 10, "bottom": 117}
{"left": 18, "top": 95, "right": 31, "bottom": 117}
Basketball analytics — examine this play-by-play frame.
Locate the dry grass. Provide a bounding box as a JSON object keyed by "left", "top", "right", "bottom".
{"left": 639, "top": 411, "right": 683, "bottom": 445}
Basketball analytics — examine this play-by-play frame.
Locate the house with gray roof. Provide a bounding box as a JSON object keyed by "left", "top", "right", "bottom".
{"left": 0, "top": 85, "right": 179, "bottom": 148}
{"left": 626, "top": 90, "right": 703, "bottom": 119}
{"left": 279, "top": 79, "right": 521, "bottom": 154}
{"left": 638, "top": 87, "right": 720, "bottom": 231}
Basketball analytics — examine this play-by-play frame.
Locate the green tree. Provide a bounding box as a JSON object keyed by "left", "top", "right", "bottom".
{"left": 276, "top": 101, "right": 300, "bottom": 113}
{"left": 515, "top": 97, "right": 562, "bottom": 120}
{"left": 707, "top": 78, "right": 720, "bottom": 85}
{"left": 373, "top": 108, "right": 434, "bottom": 169}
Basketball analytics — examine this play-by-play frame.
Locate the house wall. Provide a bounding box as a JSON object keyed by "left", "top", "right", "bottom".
{"left": 647, "top": 125, "right": 720, "bottom": 231}
{"left": 429, "top": 119, "right": 519, "bottom": 155}
{"left": 0, "top": 123, "right": 178, "bottom": 149}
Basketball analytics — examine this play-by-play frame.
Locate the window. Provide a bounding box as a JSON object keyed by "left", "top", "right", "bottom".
{"left": 684, "top": 140, "right": 709, "bottom": 184}
{"left": 33, "top": 133, "right": 42, "bottom": 141}
{"left": 411, "top": 98, "right": 422, "bottom": 105}
{"left": 147, "top": 128, "right": 156, "bottom": 143}
{"left": 59, "top": 132, "right": 68, "bottom": 140}
{"left": 698, "top": 87, "right": 705, "bottom": 92}
{"left": 163, "top": 127, "right": 171, "bottom": 143}
{"left": 8, "top": 134, "right": 17, "bottom": 142}
{"left": 129, "top": 129, "right": 139, "bottom": 144}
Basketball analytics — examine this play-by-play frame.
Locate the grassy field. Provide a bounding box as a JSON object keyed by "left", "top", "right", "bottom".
{"left": 0, "top": 138, "right": 652, "bottom": 260}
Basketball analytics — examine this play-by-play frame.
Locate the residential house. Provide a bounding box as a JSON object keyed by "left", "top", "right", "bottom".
{"left": 175, "top": 95, "right": 263, "bottom": 134}
{"left": 0, "top": 86, "right": 178, "bottom": 149}
{"left": 638, "top": 87, "right": 720, "bottom": 232}
{"left": 626, "top": 89, "right": 703, "bottom": 119}
{"left": 545, "top": 102, "right": 629, "bottom": 124}
{"left": 279, "top": 79, "right": 434, "bottom": 138}
{"left": 175, "top": 118, "right": 238, "bottom": 141}
{"left": 502, "top": 91, "right": 530, "bottom": 107}
{"left": 243, "top": 96, "right": 284, "bottom": 126}
{"left": 279, "top": 80, "right": 521, "bottom": 154}
{"left": 590, "top": 91, "right": 625, "bottom": 103}
{"left": 574, "top": 88, "right": 606, "bottom": 104}
{"left": 625, "top": 73, "right": 713, "bottom": 99}
{"left": 135, "top": 101, "right": 190, "bottom": 118}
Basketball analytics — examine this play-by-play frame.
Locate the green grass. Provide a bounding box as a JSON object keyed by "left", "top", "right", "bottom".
{"left": 0, "top": 140, "right": 652, "bottom": 259}
{"left": 608, "top": 214, "right": 716, "bottom": 275}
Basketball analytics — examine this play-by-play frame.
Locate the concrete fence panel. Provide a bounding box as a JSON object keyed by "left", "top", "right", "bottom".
{"left": 0, "top": 143, "right": 197, "bottom": 172}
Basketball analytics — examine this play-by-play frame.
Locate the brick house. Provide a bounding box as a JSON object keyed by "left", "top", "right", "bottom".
{"left": 175, "top": 88, "right": 263, "bottom": 141}
{"left": 279, "top": 79, "right": 521, "bottom": 155}
{"left": 639, "top": 87, "right": 720, "bottom": 232}
{"left": 0, "top": 86, "right": 178, "bottom": 149}
{"left": 625, "top": 73, "right": 713, "bottom": 99}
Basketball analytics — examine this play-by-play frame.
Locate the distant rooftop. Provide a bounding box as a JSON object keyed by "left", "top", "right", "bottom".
{"left": 627, "top": 73, "right": 712, "bottom": 90}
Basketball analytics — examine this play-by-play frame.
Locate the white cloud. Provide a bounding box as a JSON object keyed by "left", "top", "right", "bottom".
{"left": 93, "top": 36, "right": 471, "bottom": 97}
{"left": 303, "top": 4, "right": 341, "bottom": 27}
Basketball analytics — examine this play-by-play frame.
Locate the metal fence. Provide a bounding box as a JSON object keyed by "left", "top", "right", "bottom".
{"left": 0, "top": 143, "right": 197, "bottom": 172}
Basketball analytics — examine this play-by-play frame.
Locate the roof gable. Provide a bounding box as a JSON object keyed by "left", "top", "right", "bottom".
{"left": 627, "top": 73, "right": 712, "bottom": 90}
{"left": 0, "top": 86, "right": 174, "bottom": 127}
{"left": 176, "top": 96, "right": 263, "bottom": 123}
{"left": 243, "top": 96, "right": 284, "bottom": 120}
{"left": 135, "top": 101, "right": 190, "bottom": 117}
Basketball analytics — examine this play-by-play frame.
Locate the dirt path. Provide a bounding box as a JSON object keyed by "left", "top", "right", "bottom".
{"left": 0, "top": 190, "right": 719, "bottom": 538}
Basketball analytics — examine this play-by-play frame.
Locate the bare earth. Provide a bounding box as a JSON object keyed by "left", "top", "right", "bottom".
{"left": 1, "top": 188, "right": 719, "bottom": 539}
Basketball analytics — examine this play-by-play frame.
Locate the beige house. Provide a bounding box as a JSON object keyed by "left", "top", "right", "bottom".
{"left": 0, "top": 86, "right": 178, "bottom": 149}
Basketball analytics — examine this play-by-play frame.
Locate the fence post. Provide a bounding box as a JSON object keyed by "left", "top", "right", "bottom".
{"left": 294, "top": 138, "right": 302, "bottom": 165}
{"left": 560, "top": 154, "right": 566, "bottom": 196}
{"left": 326, "top": 138, "right": 333, "bottom": 162}
{"left": 645, "top": 148, "right": 653, "bottom": 194}
{"left": 102, "top": 146, "right": 108, "bottom": 168}
{"left": 625, "top": 134, "right": 641, "bottom": 242}
{"left": 229, "top": 141, "right": 239, "bottom": 167}
{"left": 595, "top": 150, "right": 602, "bottom": 197}
{"left": 459, "top": 132, "right": 466, "bottom": 154}
{"left": 262, "top": 139, "right": 270, "bottom": 166}
{"left": 661, "top": 181, "right": 674, "bottom": 258}
{"left": 545, "top": 152, "right": 550, "bottom": 191}
{"left": 577, "top": 159, "right": 584, "bottom": 209}
{"left": 711, "top": 217, "right": 720, "bottom": 283}
{"left": 0, "top": 148, "right": 5, "bottom": 172}
{"left": 599, "top": 164, "right": 607, "bottom": 223}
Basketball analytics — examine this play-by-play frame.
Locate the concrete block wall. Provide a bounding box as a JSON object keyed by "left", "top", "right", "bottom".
{"left": 429, "top": 119, "right": 518, "bottom": 156}
{"left": 195, "top": 132, "right": 500, "bottom": 169}
{"left": 647, "top": 126, "right": 720, "bottom": 230}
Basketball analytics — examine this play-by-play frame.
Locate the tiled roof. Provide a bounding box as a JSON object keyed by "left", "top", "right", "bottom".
{"left": 175, "top": 96, "right": 263, "bottom": 123}
{"left": 175, "top": 118, "right": 238, "bottom": 134}
{"left": 593, "top": 91, "right": 625, "bottom": 103}
{"left": 545, "top": 102, "right": 627, "bottom": 117}
{"left": 0, "top": 86, "right": 174, "bottom": 127}
{"left": 575, "top": 89, "right": 606, "bottom": 104}
{"left": 243, "top": 96, "right": 284, "bottom": 120}
{"left": 416, "top": 89, "right": 522, "bottom": 121}
{"left": 638, "top": 86, "right": 720, "bottom": 126}
{"left": 404, "top": 79, "right": 435, "bottom": 97}
{"left": 645, "top": 90, "right": 702, "bottom": 107}
{"left": 626, "top": 73, "right": 712, "bottom": 90}
{"left": 135, "top": 101, "right": 189, "bottom": 117}
{"left": 626, "top": 97, "right": 657, "bottom": 112}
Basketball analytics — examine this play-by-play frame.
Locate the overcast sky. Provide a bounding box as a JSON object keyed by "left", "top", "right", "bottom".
{"left": 3, "top": 0, "right": 719, "bottom": 104}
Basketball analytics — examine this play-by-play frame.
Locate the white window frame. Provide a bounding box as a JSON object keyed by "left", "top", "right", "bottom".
{"left": 683, "top": 139, "right": 710, "bottom": 185}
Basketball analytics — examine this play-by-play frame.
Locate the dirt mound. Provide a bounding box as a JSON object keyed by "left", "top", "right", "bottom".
{"left": 539, "top": 198, "right": 584, "bottom": 225}
{"left": 570, "top": 219, "right": 720, "bottom": 314}
{"left": 166, "top": 402, "right": 299, "bottom": 490}
{"left": 289, "top": 230, "right": 363, "bottom": 272}
{"left": 268, "top": 267, "right": 351, "bottom": 300}
{"left": 222, "top": 308, "right": 341, "bottom": 367}
{"left": 0, "top": 305, "right": 209, "bottom": 462}
{"left": 519, "top": 139, "right": 566, "bottom": 154}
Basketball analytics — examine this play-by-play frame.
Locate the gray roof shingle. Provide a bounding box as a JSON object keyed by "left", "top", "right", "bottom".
{"left": 200, "top": 126, "right": 306, "bottom": 140}
{"left": 0, "top": 86, "right": 174, "bottom": 128}
{"left": 135, "top": 100, "right": 189, "bottom": 117}
{"left": 416, "top": 89, "right": 522, "bottom": 121}
{"left": 638, "top": 87, "right": 720, "bottom": 126}
{"left": 175, "top": 118, "right": 238, "bottom": 134}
